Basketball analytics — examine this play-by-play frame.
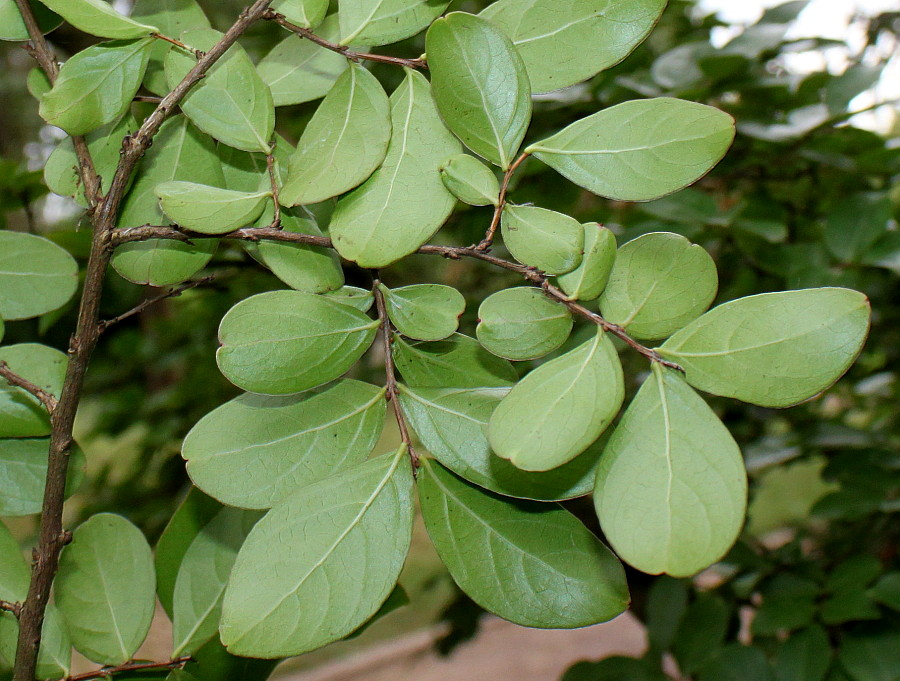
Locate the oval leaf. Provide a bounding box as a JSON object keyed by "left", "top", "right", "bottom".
{"left": 220, "top": 450, "right": 414, "bottom": 657}
{"left": 0, "top": 343, "right": 67, "bottom": 438}
{"left": 527, "top": 98, "right": 735, "bottom": 201}
{"left": 0, "top": 0, "right": 62, "bottom": 41}
{"left": 594, "top": 366, "right": 747, "bottom": 576}
{"left": 55, "top": 514, "right": 156, "bottom": 665}
{"left": 556, "top": 223, "right": 616, "bottom": 301}
{"left": 183, "top": 380, "right": 386, "bottom": 509}
{"left": 156, "top": 181, "right": 270, "bottom": 234}
{"left": 281, "top": 63, "right": 391, "bottom": 206}
{"left": 0, "top": 604, "right": 72, "bottom": 680}
{"left": 339, "top": 0, "right": 450, "bottom": 46}
{"left": 0, "top": 439, "right": 85, "bottom": 517}
{"left": 0, "top": 232, "right": 78, "bottom": 321}
{"left": 501, "top": 204, "right": 584, "bottom": 275}
{"left": 166, "top": 29, "right": 274, "bottom": 153}
{"left": 217, "top": 290, "right": 380, "bottom": 395}
{"left": 321, "top": 285, "right": 374, "bottom": 312}
{"left": 382, "top": 283, "right": 465, "bottom": 341}
{"left": 39, "top": 38, "right": 153, "bottom": 136}
{"left": 330, "top": 69, "right": 462, "bottom": 268}
{"left": 393, "top": 333, "right": 517, "bottom": 388}
{"left": 419, "top": 459, "right": 629, "bottom": 628}
{"left": 476, "top": 286, "right": 572, "bottom": 361}
{"left": 659, "top": 288, "right": 871, "bottom": 408}
{"left": 489, "top": 329, "right": 624, "bottom": 471}
{"left": 599, "top": 232, "right": 718, "bottom": 340}
{"left": 440, "top": 153, "right": 500, "bottom": 206}
{"left": 272, "top": 0, "right": 328, "bottom": 29}
{"left": 427, "top": 12, "right": 531, "bottom": 169}
{"left": 481, "top": 0, "right": 667, "bottom": 93}
{"left": 37, "top": 0, "right": 157, "bottom": 39}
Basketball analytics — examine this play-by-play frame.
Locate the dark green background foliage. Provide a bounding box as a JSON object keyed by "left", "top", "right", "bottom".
{"left": 0, "top": 0, "right": 897, "bottom": 680}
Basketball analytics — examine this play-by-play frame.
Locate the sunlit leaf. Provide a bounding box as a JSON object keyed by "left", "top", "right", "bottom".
{"left": 37, "top": 0, "right": 157, "bottom": 39}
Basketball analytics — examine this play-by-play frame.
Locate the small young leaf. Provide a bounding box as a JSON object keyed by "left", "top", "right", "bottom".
{"left": 281, "top": 63, "right": 391, "bottom": 206}
{"left": 594, "top": 366, "right": 747, "bottom": 577}
{"left": 382, "top": 284, "right": 465, "bottom": 341}
{"left": 155, "top": 182, "right": 271, "bottom": 234}
{"left": 501, "top": 204, "right": 584, "bottom": 275}
{"left": 330, "top": 69, "right": 462, "bottom": 267}
{"left": 489, "top": 329, "right": 623, "bottom": 471}
{"left": 394, "top": 333, "right": 517, "bottom": 388}
{"left": 339, "top": 0, "right": 450, "bottom": 46}
{"left": 481, "top": 0, "right": 667, "bottom": 93}
{"left": 220, "top": 450, "right": 414, "bottom": 657}
{"left": 0, "top": 439, "right": 85, "bottom": 517}
{"left": 556, "top": 223, "right": 616, "bottom": 301}
{"left": 183, "top": 380, "right": 386, "bottom": 509}
{"left": 419, "top": 460, "right": 629, "bottom": 628}
{"left": 39, "top": 38, "right": 153, "bottom": 136}
{"left": 659, "top": 288, "right": 871, "bottom": 408}
{"left": 440, "top": 154, "right": 500, "bottom": 206}
{"left": 399, "top": 385, "right": 602, "bottom": 501}
{"left": 527, "top": 98, "right": 735, "bottom": 201}
{"left": 0, "top": 343, "right": 66, "bottom": 438}
{"left": 476, "top": 286, "right": 572, "bottom": 360}
{"left": 55, "top": 514, "right": 156, "bottom": 665}
{"left": 271, "top": 0, "right": 328, "bottom": 29}
{"left": 599, "top": 232, "right": 718, "bottom": 341}
{"left": 0, "top": 232, "right": 78, "bottom": 321}
{"left": 427, "top": 12, "right": 531, "bottom": 169}
{"left": 217, "top": 290, "right": 380, "bottom": 395}
{"left": 321, "top": 286, "right": 374, "bottom": 312}
{"left": 257, "top": 15, "right": 353, "bottom": 107}
{"left": 166, "top": 29, "right": 274, "bottom": 153}
{"left": 0, "top": 0, "right": 61, "bottom": 42}
{"left": 37, "top": 0, "right": 157, "bottom": 39}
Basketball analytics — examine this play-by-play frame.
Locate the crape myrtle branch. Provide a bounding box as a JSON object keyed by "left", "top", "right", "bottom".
{"left": 111, "top": 225, "right": 683, "bottom": 372}
{"left": 0, "top": 362, "right": 59, "bottom": 413}
{"left": 60, "top": 656, "right": 192, "bottom": 681}
{"left": 98, "top": 275, "right": 217, "bottom": 332}
{"left": 475, "top": 152, "right": 530, "bottom": 252}
{"left": 372, "top": 278, "right": 420, "bottom": 473}
{"left": 266, "top": 147, "right": 282, "bottom": 228}
{"left": 264, "top": 10, "right": 429, "bottom": 70}
{"left": 11, "top": 2, "right": 276, "bottom": 680}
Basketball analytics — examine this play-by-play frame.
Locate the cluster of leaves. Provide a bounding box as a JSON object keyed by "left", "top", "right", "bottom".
{"left": 0, "top": 0, "right": 891, "bottom": 680}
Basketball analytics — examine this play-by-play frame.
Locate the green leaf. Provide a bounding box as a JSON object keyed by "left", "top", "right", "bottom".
{"left": 440, "top": 154, "right": 500, "bottom": 206}
{"left": 0, "top": 343, "right": 66, "bottom": 438}
{"left": 556, "top": 223, "right": 616, "bottom": 301}
{"left": 659, "top": 288, "right": 871, "bottom": 408}
{"left": 0, "top": 438, "right": 85, "bottom": 517}
{"left": 37, "top": 0, "right": 157, "bottom": 39}
{"left": 0, "top": 520, "right": 29, "bottom": 599}
{"left": 476, "top": 286, "right": 572, "bottom": 360}
{"left": 869, "top": 573, "right": 900, "bottom": 612}
{"left": 114, "top": 116, "right": 224, "bottom": 286}
{"left": 393, "top": 333, "right": 517, "bottom": 388}
{"left": 501, "top": 204, "right": 584, "bottom": 275}
{"left": 427, "top": 12, "right": 531, "bottom": 169}
{"left": 217, "top": 290, "right": 380, "bottom": 395}
{"left": 418, "top": 459, "right": 629, "bottom": 628}
{"left": 281, "top": 63, "right": 391, "bottom": 206}
{"left": 382, "top": 284, "right": 465, "bottom": 341}
{"left": 155, "top": 487, "right": 223, "bottom": 618}
{"left": 774, "top": 627, "right": 831, "bottom": 681}
{"left": 321, "top": 285, "right": 374, "bottom": 312}
{"left": 272, "top": 0, "right": 328, "bottom": 29}
{"left": 0, "top": 317, "right": 4, "bottom": 343}
{"left": 257, "top": 15, "right": 353, "bottom": 107}
{"left": 220, "top": 450, "right": 414, "bottom": 657}
{"left": 594, "top": 366, "right": 747, "bottom": 576}
{"left": 488, "top": 329, "right": 623, "bottom": 471}
{"left": 646, "top": 577, "right": 689, "bottom": 652}
{"left": 165, "top": 29, "right": 274, "bottom": 153}
{"left": 527, "top": 98, "right": 735, "bottom": 201}
{"left": 339, "top": 0, "right": 450, "bottom": 46}
{"left": 698, "top": 644, "right": 776, "bottom": 681}
{"left": 0, "top": 605, "right": 72, "bottom": 680}
{"left": 218, "top": 142, "right": 282, "bottom": 194}
{"left": 599, "top": 232, "right": 718, "bottom": 341}
{"left": 155, "top": 182, "right": 270, "bottom": 234}
{"left": 183, "top": 638, "right": 280, "bottom": 681}
{"left": 838, "top": 630, "right": 900, "bottom": 681}
{"left": 56, "top": 514, "right": 156, "bottom": 665}
{"left": 752, "top": 575, "right": 819, "bottom": 636}
{"left": 399, "top": 385, "right": 601, "bottom": 501}
{"left": 245, "top": 213, "right": 344, "bottom": 293}
{"left": 0, "top": 0, "right": 62, "bottom": 42}
{"left": 824, "top": 192, "right": 892, "bottom": 264}
{"left": 330, "top": 69, "right": 461, "bottom": 268}
{"left": 183, "top": 380, "right": 386, "bottom": 509}
{"left": 172, "top": 507, "right": 261, "bottom": 657}
{"left": 672, "top": 593, "right": 730, "bottom": 675}
{"left": 481, "top": 0, "right": 667, "bottom": 93}
{"left": 39, "top": 38, "right": 153, "bottom": 136}
{"left": 0, "top": 232, "right": 78, "bottom": 321}
{"left": 562, "top": 657, "right": 668, "bottom": 681}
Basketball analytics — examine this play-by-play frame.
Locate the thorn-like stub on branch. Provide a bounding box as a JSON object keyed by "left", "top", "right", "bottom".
{"left": 60, "top": 530, "right": 73, "bottom": 546}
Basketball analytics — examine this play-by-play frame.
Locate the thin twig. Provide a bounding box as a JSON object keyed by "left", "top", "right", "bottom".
{"left": 132, "top": 95, "right": 164, "bottom": 103}
{"left": 98, "top": 275, "right": 216, "bottom": 332}
{"left": 0, "top": 361, "right": 58, "bottom": 413}
{"left": 63, "top": 656, "right": 192, "bottom": 681}
{"left": 264, "top": 11, "right": 428, "bottom": 69}
{"left": 266, "top": 148, "right": 282, "bottom": 229}
{"left": 372, "top": 279, "right": 419, "bottom": 473}
{"left": 151, "top": 32, "right": 204, "bottom": 58}
{"left": 475, "top": 152, "right": 530, "bottom": 251}
{"left": 0, "top": 601, "right": 22, "bottom": 618}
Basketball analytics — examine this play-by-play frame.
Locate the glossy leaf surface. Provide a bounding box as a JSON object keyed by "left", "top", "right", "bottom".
{"left": 37, "top": 0, "right": 157, "bottom": 39}
{"left": 476, "top": 287, "right": 572, "bottom": 360}
{"left": 394, "top": 333, "right": 517, "bottom": 388}
{"left": 156, "top": 182, "right": 270, "bottom": 234}
{"left": 382, "top": 284, "right": 465, "bottom": 341}
{"left": 0, "top": 232, "right": 78, "bottom": 321}
{"left": 339, "top": 0, "right": 451, "bottom": 46}
{"left": 440, "top": 154, "right": 500, "bottom": 206}
{"left": 0, "top": 343, "right": 66, "bottom": 438}
{"left": 556, "top": 223, "right": 616, "bottom": 301}
{"left": 501, "top": 204, "right": 583, "bottom": 275}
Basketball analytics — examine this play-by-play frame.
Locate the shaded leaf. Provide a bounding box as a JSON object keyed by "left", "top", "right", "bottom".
{"left": 339, "top": 0, "right": 450, "bottom": 46}
{"left": 37, "top": 0, "right": 156, "bottom": 39}
{"left": 0, "top": 343, "right": 66, "bottom": 438}
{"left": 272, "top": 0, "right": 328, "bottom": 29}
{"left": 0, "top": 232, "right": 78, "bottom": 321}
{"left": 0, "top": 438, "right": 85, "bottom": 516}
{"left": 476, "top": 286, "right": 572, "bottom": 360}
{"left": 824, "top": 192, "right": 892, "bottom": 264}
{"left": 556, "top": 223, "right": 616, "bottom": 301}
{"left": 382, "top": 284, "right": 465, "bottom": 341}
{"left": 321, "top": 285, "right": 374, "bottom": 312}
{"left": 156, "top": 181, "right": 270, "bottom": 234}
{"left": 393, "top": 333, "right": 517, "bottom": 388}
{"left": 0, "top": 0, "right": 62, "bottom": 41}
{"left": 440, "top": 154, "right": 500, "bottom": 206}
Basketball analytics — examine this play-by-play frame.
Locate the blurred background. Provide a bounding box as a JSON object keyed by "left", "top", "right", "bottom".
{"left": 1, "top": 1, "right": 897, "bottom": 679}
